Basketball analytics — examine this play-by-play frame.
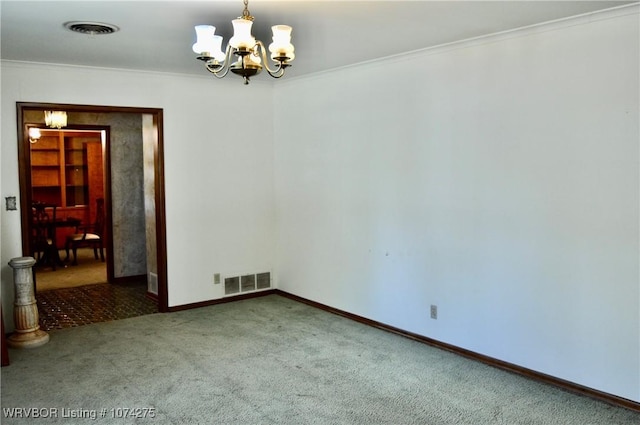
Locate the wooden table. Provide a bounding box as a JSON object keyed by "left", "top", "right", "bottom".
{"left": 34, "top": 217, "right": 81, "bottom": 269}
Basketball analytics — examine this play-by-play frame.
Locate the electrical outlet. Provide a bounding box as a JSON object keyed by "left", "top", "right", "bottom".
{"left": 214, "top": 273, "right": 221, "bottom": 285}
{"left": 430, "top": 305, "right": 438, "bottom": 320}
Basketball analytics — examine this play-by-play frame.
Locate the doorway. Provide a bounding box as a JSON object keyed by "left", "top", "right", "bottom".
{"left": 28, "top": 127, "right": 108, "bottom": 292}
{"left": 17, "top": 102, "right": 168, "bottom": 313}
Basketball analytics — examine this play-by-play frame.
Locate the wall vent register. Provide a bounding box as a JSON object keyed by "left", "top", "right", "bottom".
{"left": 225, "top": 272, "right": 271, "bottom": 295}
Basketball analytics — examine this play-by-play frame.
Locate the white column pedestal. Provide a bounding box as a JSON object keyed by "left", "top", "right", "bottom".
{"left": 7, "top": 256, "right": 49, "bottom": 349}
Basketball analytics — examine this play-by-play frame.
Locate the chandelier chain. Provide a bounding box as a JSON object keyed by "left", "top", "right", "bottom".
{"left": 242, "top": 0, "right": 251, "bottom": 19}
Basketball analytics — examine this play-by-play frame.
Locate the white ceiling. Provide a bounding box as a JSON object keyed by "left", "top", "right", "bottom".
{"left": 1, "top": 1, "right": 634, "bottom": 80}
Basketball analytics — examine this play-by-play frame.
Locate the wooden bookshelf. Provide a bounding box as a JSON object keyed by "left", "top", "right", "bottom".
{"left": 30, "top": 133, "right": 64, "bottom": 205}
{"left": 30, "top": 130, "right": 102, "bottom": 209}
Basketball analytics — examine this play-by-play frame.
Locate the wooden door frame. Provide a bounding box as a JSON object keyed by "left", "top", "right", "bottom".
{"left": 17, "top": 102, "right": 168, "bottom": 313}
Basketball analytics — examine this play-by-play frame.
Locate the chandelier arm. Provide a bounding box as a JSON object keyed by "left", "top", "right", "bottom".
{"left": 205, "top": 62, "right": 230, "bottom": 78}
{"left": 255, "top": 41, "right": 286, "bottom": 78}
{"left": 205, "top": 45, "right": 237, "bottom": 78}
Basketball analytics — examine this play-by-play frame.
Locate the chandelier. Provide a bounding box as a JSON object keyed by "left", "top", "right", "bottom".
{"left": 44, "top": 111, "right": 67, "bottom": 129}
{"left": 192, "top": 0, "right": 295, "bottom": 85}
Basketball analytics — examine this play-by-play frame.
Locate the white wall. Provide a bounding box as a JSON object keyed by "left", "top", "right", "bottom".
{"left": 273, "top": 7, "right": 640, "bottom": 402}
{"left": 1, "top": 62, "right": 275, "bottom": 316}
{"left": 1, "top": 3, "right": 638, "bottom": 405}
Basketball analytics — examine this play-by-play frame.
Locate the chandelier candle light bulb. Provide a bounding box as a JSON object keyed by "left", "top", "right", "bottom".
{"left": 229, "top": 19, "right": 256, "bottom": 51}
{"left": 269, "top": 25, "right": 295, "bottom": 61}
{"left": 193, "top": 0, "right": 294, "bottom": 84}
{"left": 192, "top": 25, "right": 225, "bottom": 63}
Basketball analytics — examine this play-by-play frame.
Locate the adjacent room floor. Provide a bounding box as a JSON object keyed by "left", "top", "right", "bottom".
{"left": 37, "top": 281, "right": 158, "bottom": 331}
{"left": 33, "top": 248, "right": 157, "bottom": 331}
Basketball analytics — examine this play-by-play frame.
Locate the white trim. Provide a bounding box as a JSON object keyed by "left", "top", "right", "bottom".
{"left": 0, "top": 59, "right": 273, "bottom": 86}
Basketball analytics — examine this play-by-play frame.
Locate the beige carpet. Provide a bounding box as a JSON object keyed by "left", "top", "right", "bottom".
{"left": 35, "top": 248, "right": 107, "bottom": 292}
{"left": 2, "top": 295, "right": 639, "bottom": 424}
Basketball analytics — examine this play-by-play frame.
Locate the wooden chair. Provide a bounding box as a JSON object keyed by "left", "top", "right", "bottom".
{"left": 31, "top": 202, "right": 58, "bottom": 270}
{"left": 65, "top": 198, "right": 105, "bottom": 265}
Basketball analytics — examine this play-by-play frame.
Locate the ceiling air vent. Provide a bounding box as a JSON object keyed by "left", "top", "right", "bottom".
{"left": 64, "top": 21, "right": 120, "bottom": 35}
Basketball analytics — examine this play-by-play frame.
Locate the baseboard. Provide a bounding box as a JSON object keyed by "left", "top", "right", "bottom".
{"left": 167, "top": 289, "right": 276, "bottom": 312}
{"left": 274, "top": 289, "right": 640, "bottom": 413}
{"left": 111, "top": 274, "right": 146, "bottom": 284}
